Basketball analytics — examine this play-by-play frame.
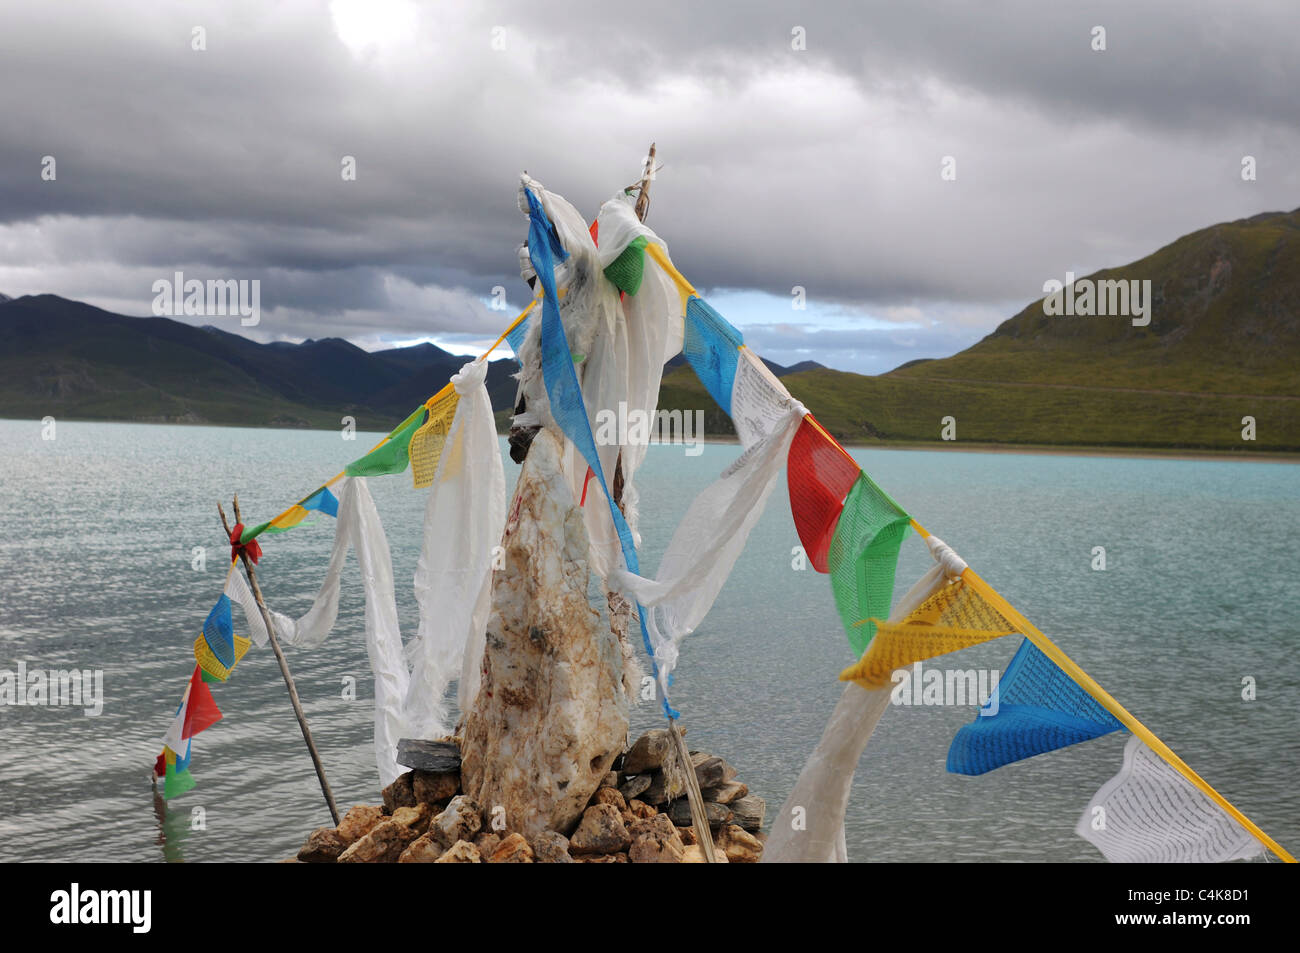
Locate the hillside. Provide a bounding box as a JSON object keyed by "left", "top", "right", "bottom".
{"left": 4, "top": 207, "right": 1298, "bottom": 451}
{"left": 0, "top": 294, "right": 520, "bottom": 431}
{"left": 661, "top": 208, "right": 1300, "bottom": 452}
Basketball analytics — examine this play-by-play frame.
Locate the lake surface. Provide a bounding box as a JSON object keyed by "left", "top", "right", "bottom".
{"left": 0, "top": 419, "right": 1296, "bottom": 862}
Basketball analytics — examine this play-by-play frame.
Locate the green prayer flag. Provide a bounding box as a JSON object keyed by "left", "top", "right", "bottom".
{"left": 164, "top": 762, "right": 197, "bottom": 799}
{"left": 604, "top": 235, "right": 648, "bottom": 296}
{"left": 345, "top": 406, "right": 426, "bottom": 478}
{"left": 827, "top": 471, "right": 911, "bottom": 656}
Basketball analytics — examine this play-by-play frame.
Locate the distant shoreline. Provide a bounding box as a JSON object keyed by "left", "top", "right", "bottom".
{"left": 7, "top": 416, "right": 1298, "bottom": 463}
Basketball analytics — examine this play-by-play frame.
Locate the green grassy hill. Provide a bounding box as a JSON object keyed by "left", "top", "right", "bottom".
{"left": 660, "top": 208, "right": 1300, "bottom": 452}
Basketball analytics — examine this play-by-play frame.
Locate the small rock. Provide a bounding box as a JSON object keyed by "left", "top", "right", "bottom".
{"left": 297, "top": 827, "right": 344, "bottom": 863}
{"left": 434, "top": 840, "right": 481, "bottom": 863}
{"left": 335, "top": 805, "right": 385, "bottom": 846}
{"left": 569, "top": 803, "right": 632, "bottom": 854}
{"left": 390, "top": 802, "right": 432, "bottom": 836}
{"left": 618, "top": 774, "right": 652, "bottom": 800}
{"left": 704, "top": 780, "right": 748, "bottom": 804}
{"left": 679, "top": 826, "right": 698, "bottom": 846}
{"left": 473, "top": 831, "right": 501, "bottom": 855}
{"left": 729, "top": 795, "right": 766, "bottom": 832}
{"left": 530, "top": 830, "right": 574, "bottom": 864}
{"left": 667, "top": 799, "right": 733, "bottom": 828}
{"left": 692, "top": 757, "right": 730, "bottom": 790}
{"left": 716, "top": 823, "right": 763, "bottom": 863}
{"left": 574, "top": 852, "right": 628, "bottom": 863}
{"left": 428, "top": 795, "right": 482, "bottom": 851}
{"left": 489, "top": 832, "right": 535, "bottom": 863}
{"left": 627, "top": 798, "right": 656, "bottom": 819}
{"left": 337, "top": 818, "right": 421, "bottom": 863}
{"left": 599, "top": 771, "right": 618, "bottom": 789}
{"left": 681, "top": 844, "right": 729, "bottom": 863}
{"left": 413, "top": 769, "right": 459, "bottom": 805}
{"left": 628, "top": 815, "right": 686, "bottom": 864}
{"left": 592, "top": 787, "right": 626, "bottom": 811}
{"left": 397, "top": 832, "right": 444, "bottom": 863}
{"left": 382, "top": 772, "right": 417, "bottom": 813}
{"left": 623, "top": 729, "right": 672, "bottom": 774}
{"left": 395, "top": 738, "right": 462, "bottom": 774}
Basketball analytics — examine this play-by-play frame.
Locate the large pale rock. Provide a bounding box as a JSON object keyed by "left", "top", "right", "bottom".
{"left": 460, "top": 429, "right": 629, "bottom": 839}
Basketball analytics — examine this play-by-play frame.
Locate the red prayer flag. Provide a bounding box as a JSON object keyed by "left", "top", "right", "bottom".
{"left": 181, "top": 665, "right": 223, "bottom": 740}
{"left": 787, "top": 415, "right": 860, "bottom": 573}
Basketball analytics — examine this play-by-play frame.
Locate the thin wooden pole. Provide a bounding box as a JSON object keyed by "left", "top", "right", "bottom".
{"left": 630, "top": 140, "right": 718, "bottom": 861}
{"left": 220, "top": 497, "right": 340, "bottom": 826}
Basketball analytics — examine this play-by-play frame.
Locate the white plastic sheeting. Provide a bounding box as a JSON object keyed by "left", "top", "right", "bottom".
{"left": 1076, "top": 734, "right": 1265, "bottom": 863}
{"left": 761, "top": 557, "right": 955, "bottom": 863}
{"left": 269, "top": 476, "right": 410, "bottom": 787}
{"left": 406, "top": 358, "right": 506, "bottom": 737}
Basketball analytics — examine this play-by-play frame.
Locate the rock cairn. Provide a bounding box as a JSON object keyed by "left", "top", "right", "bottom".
{"left": 291, "top": 730, "right": 766, "bottom": 863}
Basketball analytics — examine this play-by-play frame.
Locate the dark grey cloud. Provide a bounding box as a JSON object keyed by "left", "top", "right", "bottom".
{"left": 1, "top": 0, "right": 1296, "bottom": 370}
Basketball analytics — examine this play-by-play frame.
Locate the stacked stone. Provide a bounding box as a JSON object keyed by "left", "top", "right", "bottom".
{"left": 292, "top": 732, "right": 765, "bottom": 864}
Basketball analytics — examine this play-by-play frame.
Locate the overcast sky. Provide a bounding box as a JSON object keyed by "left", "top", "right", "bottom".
{"left": 2, "top": 0, "right": 1296, "bottom": 372}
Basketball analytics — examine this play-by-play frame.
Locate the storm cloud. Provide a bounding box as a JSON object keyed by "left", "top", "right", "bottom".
{"left": 1, "top": 0, "right": 1296, "bottom": 370}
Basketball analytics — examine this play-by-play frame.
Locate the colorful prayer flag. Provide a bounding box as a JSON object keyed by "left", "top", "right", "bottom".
{"left": 345, "top": 405, "right": 427, "bottom": 478}
{"left": 827, "top": 472, "right": 911, "bottom": 655}
{"left": 839, "top": 578, "right": 1016, "bottom": 689}
{"left": 787, "top": 415, "right": 861, "bottom": 573}
{"left": 947, "top": 637, "right": 1122, "bottom": 775}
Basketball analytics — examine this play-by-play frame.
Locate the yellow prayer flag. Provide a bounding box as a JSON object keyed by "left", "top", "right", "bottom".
{"left": 839, "top": 578, "right": 1016, "bottom": 689}
{"left": 409, "top": 390, "right": 460, "bottom": 489}
{"left": 194, "top": 632, "right": 252, "bottom": 682}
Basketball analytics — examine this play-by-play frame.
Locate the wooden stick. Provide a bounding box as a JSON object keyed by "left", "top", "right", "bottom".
{"left": 634, "top": 142, "right": 657, "bottom": 222}
{"left": 668, "top": 720, "right": 720, "bottom": 862}
{"left": 221, "top": 497, "right": 340, "bottom": 827}
{"left": 632, "top": 141, "right": 717, "bottom": 861}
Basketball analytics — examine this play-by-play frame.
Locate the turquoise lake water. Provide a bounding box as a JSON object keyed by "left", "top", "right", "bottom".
{"left": 0, "top": 418, "right": 1296, "bottom": 862}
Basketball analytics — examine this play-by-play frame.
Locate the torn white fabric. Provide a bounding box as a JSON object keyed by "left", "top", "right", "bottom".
{"left": 762, "top": 563, "right": 951, "bottom": 863}
{"left": 224, "top": 562, "right": 269, "bottom": 648}
{"left": 269, "top": 477, "right": 409, "bottom": 787}
{"left": 405, "top": 358, "right": 506, "bottom": 737}
{"left": 609, "top": 405, "right": 805, "bottom": 698}
{"left": 1076, "top": 734, "right": 1265, "bottom": 863}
